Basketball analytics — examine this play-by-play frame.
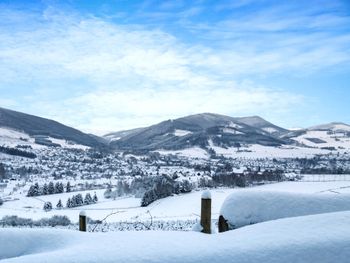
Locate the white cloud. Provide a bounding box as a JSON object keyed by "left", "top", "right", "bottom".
{"left": 45, "top": 81, "right": 302, "bottom": 135}
{"left": 0, "top": 4, "right": 347, "bottom": 134}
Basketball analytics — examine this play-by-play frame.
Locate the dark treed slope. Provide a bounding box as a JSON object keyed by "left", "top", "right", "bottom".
{"left": 0, "top": 107, "right": 105, "bottom": 148}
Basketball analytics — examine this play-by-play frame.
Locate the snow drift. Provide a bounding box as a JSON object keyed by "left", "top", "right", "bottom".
{"left": 220, "top": 190, "right": 350, "bottom": 229}
{"left": 1, "top": 211, "right": 350, "bottom": 262}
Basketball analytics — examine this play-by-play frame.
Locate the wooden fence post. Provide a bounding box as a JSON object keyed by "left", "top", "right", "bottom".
{"left": 79, "top": 210, "right": 87, "bottom": 232}
{"left": 201, "top": 191, "right": 211, "bottom": 234}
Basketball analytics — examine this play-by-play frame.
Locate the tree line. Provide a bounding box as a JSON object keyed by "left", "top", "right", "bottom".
{"left": 27, "top": 181, "right": 71, "bottom": 197}
{"left": 43, "top": 192, "right": 98, "bottom": 211}
{"left": 0, "top": 145, "right": 36, "bottom": 159}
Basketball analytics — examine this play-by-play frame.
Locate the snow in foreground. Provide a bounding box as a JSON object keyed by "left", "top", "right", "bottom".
{"left": 1, "top": 210, "right": 350, "bottom": 263}
{"left": 220, "top": 191, "right": 350, "bottom": 228}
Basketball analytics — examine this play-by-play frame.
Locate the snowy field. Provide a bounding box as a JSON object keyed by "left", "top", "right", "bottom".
{"left": 1, "top": 210, "right": 350, "bottom": 262}
{"left": 1, "top": 179, "right": 350, "bottom": 223}
{"left": 1, "top": 179, "right": 350, "bottom": 262}
{"left": 157, "top": 144, "right": 335, "bottom": 159}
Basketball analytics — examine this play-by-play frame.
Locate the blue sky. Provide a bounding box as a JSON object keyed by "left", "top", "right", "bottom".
{"left": 0, "top": 0, "right": 349, "bottom": 134}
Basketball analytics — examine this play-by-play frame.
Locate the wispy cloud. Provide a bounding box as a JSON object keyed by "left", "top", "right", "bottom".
{"left": 36, "top": 83, "right": 302, "bottom": 134}
{"left": 0, "top": 1, "right": 349, "bottom": 133}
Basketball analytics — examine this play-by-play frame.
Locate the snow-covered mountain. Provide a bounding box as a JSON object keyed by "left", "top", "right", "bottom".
{"left": 285, "top": 122, "right": 350, "bottom": 151}
{"left": 236, "top": 116, "right": 288, "bottom": 136}
{"left": 106, "top": 113, "right": 289, "bottom": 152}
{"left": 0, "top": 107, "right": 106, "bottom": 149}
{"left": 1, "top": 107, "right": 349, "bottom": 156}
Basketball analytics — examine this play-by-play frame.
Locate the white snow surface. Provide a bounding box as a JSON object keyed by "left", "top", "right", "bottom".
{"left": 1, "top": 210, "right": 350, "bottom": 262}
{"left": 201, "top": 190, "right": 211, "bottom": 199}
{"left": 174, "top": 129, "right": 192, "bottom": 137}
{"left": 222, "top": 127, "right": 243, "bottom": 134}
{"left": 156, "top": 147, "right": 208, "bottom": 159}
{"left": 262, "top": 127, "right": 278, "bottom": 133}
{"left": 0, "top": 127, "right": 89, "bottom": 150}
{"left": 293, "top": 130, "right": 350, "bottom": 150}
{"left": 2, "top": 180, "right": 350, "bottom": 223}
{"left": 220, "top": 191, "right": 350, "bottom": 228}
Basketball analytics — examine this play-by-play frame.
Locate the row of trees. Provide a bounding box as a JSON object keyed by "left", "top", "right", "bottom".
{"left": 66, "top": 193, "right": 98, "bottom": 208}
{"left": 103, "top": 176, "right": 195, "bottom": 207}
{"left": 139, "top": 170, "right": 286, "bottom": 206}
{"left": 212, "top": 170, "right": 285, "bottom": 187}
{"left": 43, "top": 193, "right": 98, "bottom": 211}
{"left": 27, "top": 182, "right": 71, "bottom": 197}
{"left": 0, "top": 145, "right": 36, "bottom": 159}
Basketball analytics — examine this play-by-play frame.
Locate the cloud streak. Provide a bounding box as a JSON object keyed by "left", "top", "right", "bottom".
{"left": 0, "top": 1, "right": 349, "bottom": 133}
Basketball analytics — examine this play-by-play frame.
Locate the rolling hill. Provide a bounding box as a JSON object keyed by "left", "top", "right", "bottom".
{"left": 0, "top": 107, "right": 106, "bottom": 148}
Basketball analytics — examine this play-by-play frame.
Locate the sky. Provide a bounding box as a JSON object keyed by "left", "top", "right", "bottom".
{"left": 0, "top": 0, "right": 349, "bottom": 135}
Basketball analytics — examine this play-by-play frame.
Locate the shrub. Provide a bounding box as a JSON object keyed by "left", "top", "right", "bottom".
{"left": 43, "top": 201, "right": 53, "bottom": 212}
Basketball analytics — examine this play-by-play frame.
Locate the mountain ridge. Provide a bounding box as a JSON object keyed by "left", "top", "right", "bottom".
{"left": 106, "top": 113, "right": 290, "bottom": 151}
{"left": 0, "top": 107, "right": 106, "bottom": 148}
{"left": 1, "top": 107, "right": 349, "bottom": 153}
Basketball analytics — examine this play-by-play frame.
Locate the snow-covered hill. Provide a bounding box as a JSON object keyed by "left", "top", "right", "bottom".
{"left": 0, "top": 126, "right": 90, "bottom": 150}
{"left": 0, "top": 107, "right": 105, "bottom": 148}
{"left": 286, "top": 122, "right": 350, "bottom": 152}
{"left": 106, "top": 113, "right": 289, "bottom": 152}
{"left": 105, "top": 113, "right": 350, "bottom": 158}
{"left": 1, "top": 107, "right": 350, "bottom": 158}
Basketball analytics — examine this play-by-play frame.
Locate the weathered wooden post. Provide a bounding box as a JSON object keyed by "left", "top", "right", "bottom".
{"left": 200, "top": 190, "right": 211, "bottom": 234}
{"left": 79, "top": 210, "right": 87, "bottom": 232}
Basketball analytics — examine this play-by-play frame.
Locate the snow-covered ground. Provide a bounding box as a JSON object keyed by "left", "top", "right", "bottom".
{"left": 2, "top": 180, "right": 350, "bottom": 223}
{"left": 1, "top": 210, "right": 350, "bottom": 262}
{"left": 1, "top": 180, "right": 350, "bottom": 262}
{"left": 173, "top": 129, "right": 192, "bottom": 137}
{"left": 156, "top": 144, "right": 335, "bottom": 159}
{"left": 0, "top": 127, "right": 89, "bottom": 150}
{"left": 156, "top": 147, "right": 209, "bottom": 159}
{"left": 292, "top": 130, "right": 350, "bottom": 150}
{"left": 220, "top": 191, "right": 350, "bottom": 228}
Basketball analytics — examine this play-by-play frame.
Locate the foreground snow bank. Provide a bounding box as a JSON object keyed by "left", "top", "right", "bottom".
{"left": 220, "top": 191, "right": 350, "bottom": 228}
{"left": 1, "top": 211, "right": 350, "bottom": 263}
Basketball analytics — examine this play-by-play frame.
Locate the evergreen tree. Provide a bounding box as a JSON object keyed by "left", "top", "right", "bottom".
{"left": 75, "top": 194, "right": 84, "bottom": 206}
{"left": 93, "top": 193, "right": 98, "bottom": 203}
{"left": 48, "top": 182, "right": 55, "bottom": 195}
{"left": 123, "top": 181, "right": 131, "bottom": 195}
{"left": 66, "top": 198, "right": 72, "bottom": 208}
{"left": 56, "top": 199, "right": 63, "bottom": 209}
{"left": 0, "top": 163, "right": 6, "bottom": 180}
{"left": 104, "top": 185, "right": 113, "bottom": 199}
{"left": 71, "top": 195, "right": 77, "bottom": 207}
{"left": 27, "top": 183, "right": 40, "bottom": 197}
{"left": 42, "top": 183, "right": 49, "bottom": 195}
{"left": 43, "top": 201, "right": 52, "bottom": 212}
{"left": 27, "top": 185, "right": 36, "bottom": 197}
{"left": 84, "top": 193, "right": 93, "bottom": 205}
{"left": 34, "top": 183, "right": 40, "bottom": 196}
{"left": 116, "top": 181, "right": 124, "bottom": 197}
{"left": 54, "top": 182, "right": 63, "bottom": 193}
{"left": 66, "top": 182, "right": 71, "bottom": 193}
{"left": 181, "top": 180, "right": 192, "bottom": 193}
{"left": 58, "top": 182, "right": 64, "bottom": 193}
{"left": 141, "top": 189, "right": 157, "bottom": 207}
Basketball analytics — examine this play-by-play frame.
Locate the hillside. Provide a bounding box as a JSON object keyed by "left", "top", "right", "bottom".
{"left": 284, "top": 122, "right": 350, "bottom": 151}
{"left": 106, "top": 113, "right": 288, "bottom": 151}
{"left": 0, "top": 107, "right": 105, "bottom": 148}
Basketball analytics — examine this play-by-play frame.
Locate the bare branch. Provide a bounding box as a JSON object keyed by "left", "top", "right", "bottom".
{"left": 91, "top": 210, "right": 123, "bottom": 232}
